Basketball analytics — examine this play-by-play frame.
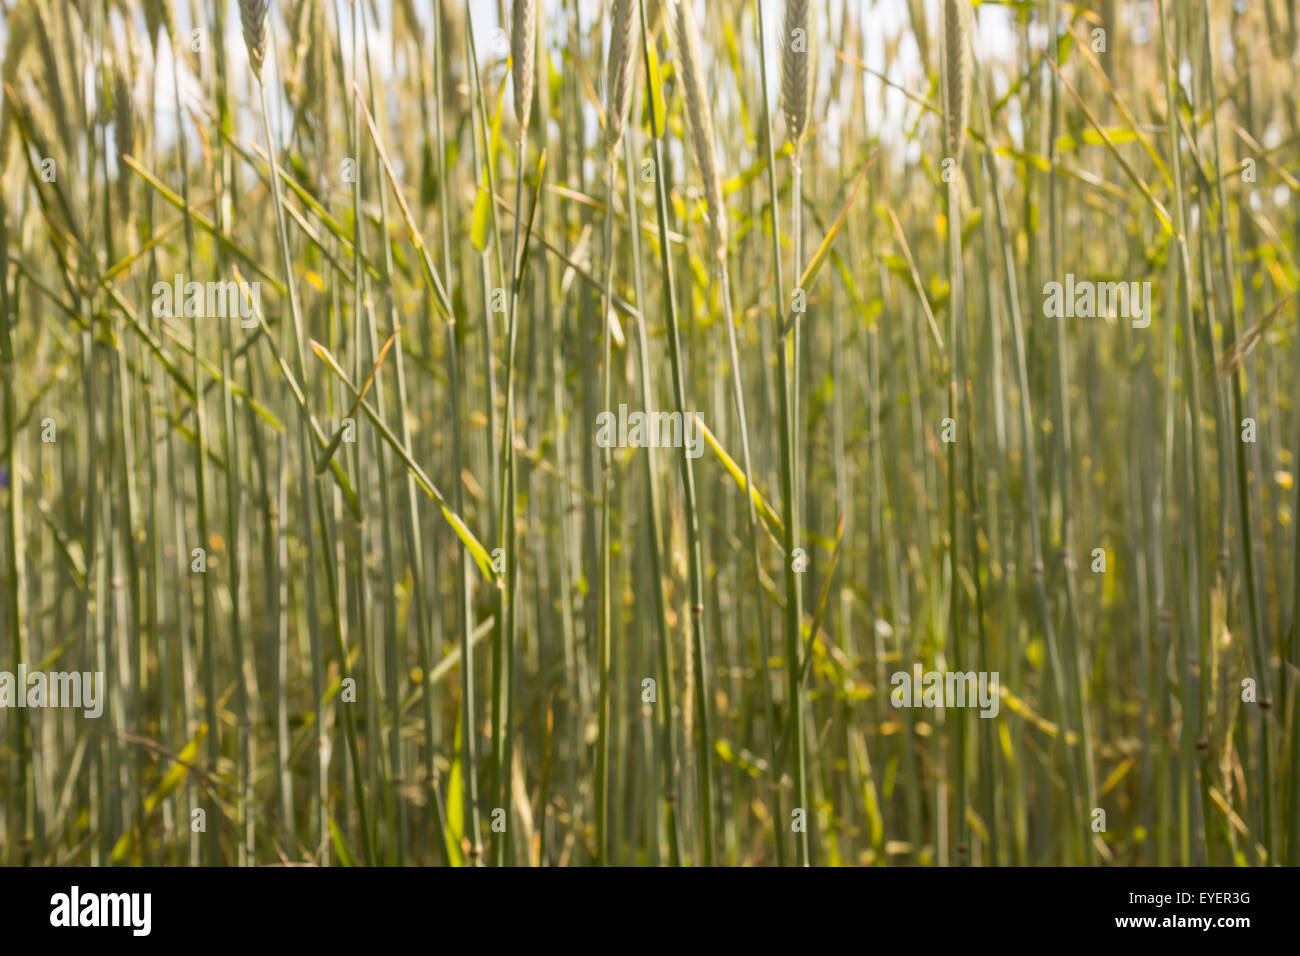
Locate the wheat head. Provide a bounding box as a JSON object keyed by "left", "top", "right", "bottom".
{"left": 144, "top": 0, "right": 174, "bottom": 49}
{"left": 113, "top": 65, "right": 135, "bottom": 212}
{"left": 605, "top": 0, "right": 639, "bottom": 153}
{"left": 942, "top": 0, "right": 972, "bottom": 163}
{"left": 512, "top": 0, "right": 537, "bottom": 138}
{"left": 671, "top": 0, "right": 726, "bottom": 262}
{"left": 782, "top": 0, "right": 815, "bottom": 151}
{"left": 240, "top": 0, "right": 271, "bottom": 82}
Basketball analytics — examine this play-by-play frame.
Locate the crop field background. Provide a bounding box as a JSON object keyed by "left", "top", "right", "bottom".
{"left": 0, "top": 0, "right": 1298, "bottom": 867}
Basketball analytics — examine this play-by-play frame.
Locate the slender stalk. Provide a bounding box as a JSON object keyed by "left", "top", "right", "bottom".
{"left": 0, "top": 194, "right": 30, "bottom": 865}
{"left": 1045, "top": 0, "right": 1096, "bottom": 861}
{"left": 168, "top": 23, "right": 220, "bottom": 865}
{"left": 595, "top": 154, "right": 618, "bottom": 865}
{"left": 209, "top": 0, "right": 253, "bottom": 865}
{"left": 1195, "top": 0, "right": 1274, "bottom": 863}
{"left": 976, "top": 72, "right": 1080, "bottom": 861}
{"left": 622, "top": 129, "right": 683, "bottom": 865}
{"left": 256, "top": 66, "right": 373, "bottom": 862}
{"left": 637, "top": 0, "right": 712, "bottom": 863}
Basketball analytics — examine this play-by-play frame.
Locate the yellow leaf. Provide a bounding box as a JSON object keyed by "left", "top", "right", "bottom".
{"left": 471, "top": 186, "right": 492, "bottom": 253}
{"left": 691, "top": 413, "right": 783, "bottom": 538}
{"left": 644, "top": 44, "right": 667, "bottom": 137}
{"left": 111, "top": 723, "right": 209, "bottom": 862}
{"left": 444, "top": 717, "right": 466, "bottom": 867}
{"left": 144, "top": 723, "right": 208, "bottom": 816}
{"left": 1099, "top": 756, "right": 1135, "bottom": 796}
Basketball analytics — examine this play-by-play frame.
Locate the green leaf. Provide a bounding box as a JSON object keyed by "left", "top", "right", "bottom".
{"left": 309, "top": 338, "right": 496, "bottom": 583}
{"left": 329, "top": 816, "right": 359, "bottom": 867}
{"left": 882, "top": 254, "right": 912, "bottom": 280}
{"left": 784, "top": 156, "right": 875, "bottom": 335}
{"left": 441, "top": 506, "right": 496, "bottom": 581}
{"left": 994, "top": 146, "right": 1052, "bottom": 172}
{"left": 314, "top": 329, "right": 399, "bottom": 475}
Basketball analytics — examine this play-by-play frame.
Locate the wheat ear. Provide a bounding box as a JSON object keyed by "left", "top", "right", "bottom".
{"left": 671, "top": 0, "right": 726, "bottom": 262}
{"left": 782, "top": 0, "right": 814, "bottom": 151}
{"left": 606, "top": 0, "right": 639, "bottom": 153}
{"left": 942, "top": 0, "right": 972, "bottom": 163}
{"left": 144, "top": 0, "right": 174, "bottom": 48}
{"left": 240, "top": 0, "right": 271, "bottom": 82}
{"left": 113, "top": 65, "right": 135, "bottom": 209}
{"left": 511, "top": 0, "right": 537, "bottom": 137}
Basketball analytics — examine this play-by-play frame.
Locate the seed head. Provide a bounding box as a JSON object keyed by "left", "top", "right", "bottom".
{"left": 113, "top": 68, "right": 135, "bottom": 162}
{"left": 942, "top": 0, "right": 972, "bottom": 163}
{"left": 144, "top": 0, "right": 174, "bottom": 49}
{"left": 240, "top": 0, "right": 271, "bottom": 82}
{"left": 782, "top": 0, "right": 815, "bottom": 150}
{"left": 671, "top": 0, "right": 726, "bottom": 261}
{"left": 605, "top": 0, "right": 639, "bottom": 153}
{"left": 511, "top": 0, "right": 537, "bottom": 137}
{"left": 645, "top": 0, "right": 666, "bottom": 38}
{"left": 114, "top": 67, "right": 136, "bottom": 211}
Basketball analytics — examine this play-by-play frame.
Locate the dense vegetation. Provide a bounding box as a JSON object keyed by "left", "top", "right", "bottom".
{"left": 1, "top": 0, "right": 1298, "bottom": 866}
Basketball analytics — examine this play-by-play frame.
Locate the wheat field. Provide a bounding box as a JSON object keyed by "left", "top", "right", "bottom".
{"left": 1, "top": 0, "right": 1298, "bottom": 867}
